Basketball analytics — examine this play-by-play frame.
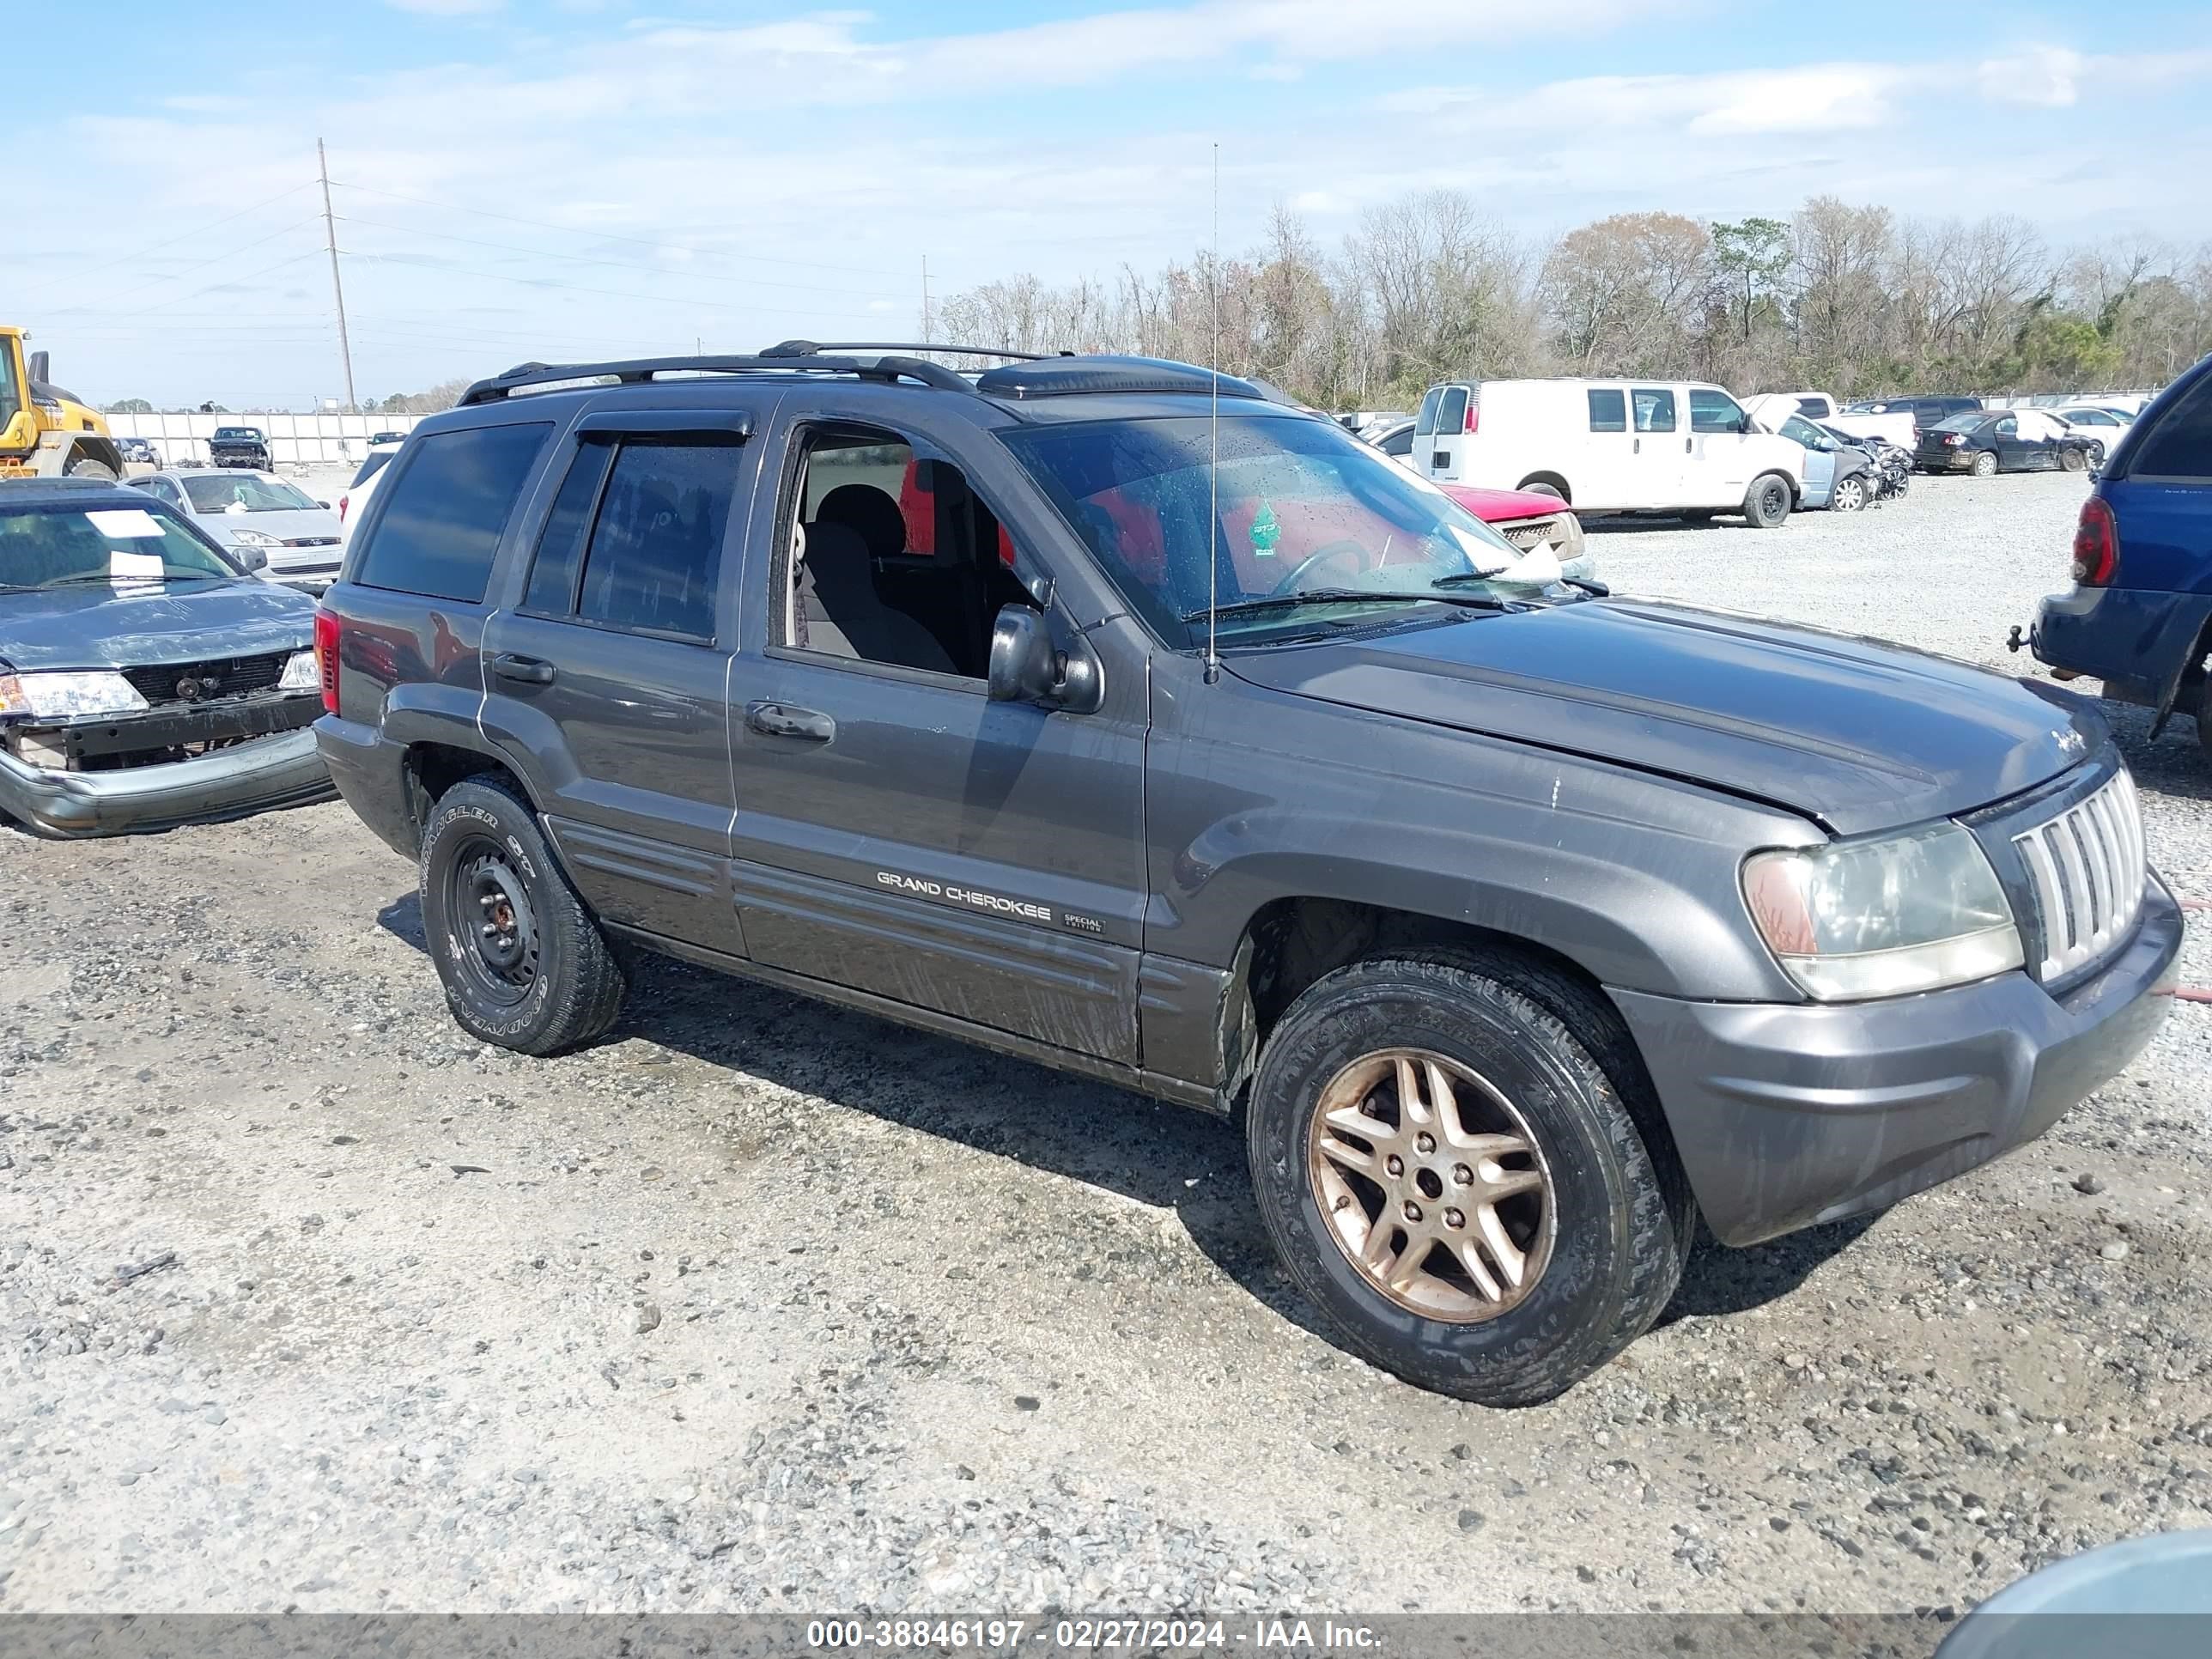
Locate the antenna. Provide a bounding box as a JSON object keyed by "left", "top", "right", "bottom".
{"left": 1204, "top": 141, "right": 1222, "bottom": 687}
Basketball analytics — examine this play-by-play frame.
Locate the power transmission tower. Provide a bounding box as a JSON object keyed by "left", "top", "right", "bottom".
{"left": 318, "top": 138, "right": 358, "bottom": 413}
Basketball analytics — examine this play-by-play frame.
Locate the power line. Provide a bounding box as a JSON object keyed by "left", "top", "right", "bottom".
{"left": 343, "top": 248, "right": 907, "bottom": 321}
{"left": 9, "top": 179, "right": 319, "bottom": 301}
{"left": 107, "top": 251, "right": 329, "bottom": 323}
{"left": 44, "top": 216, "right": 327, "bottom": 317}
{"left": 333, "top": 213, "right": 912, "bottom": 300}
{"left": 328, "top": 179, "right": 916, "bottom": 279}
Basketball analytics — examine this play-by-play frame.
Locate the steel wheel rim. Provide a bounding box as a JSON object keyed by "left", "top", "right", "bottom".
{"left": 1306, "top": 1048, "right": 1557, "bottom": 1323}
{"left": 447, "top": 836, "right": 539, "bottom": 1009}
{"left": 1759, "top": 481, "right": 1786, "bottom": 520}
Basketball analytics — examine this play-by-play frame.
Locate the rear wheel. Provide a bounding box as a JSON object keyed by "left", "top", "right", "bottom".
{"left": 418, "top": 775, "right": 625, "bottom": 1054}
{"left": 1521, "top": 480, "right": 1565, "bottom": 502}
{"left": 1244, "top": 948, "right": 1695, "bottom": 1406}
{"left": 2061, "top": 446, "right": 2087, "bottom": 473}
{"left": 1741, "top": 473, "right": 1792, "bottom": 528}
{"left": 65, "top": 457, "right": 117, "bottom": 481}
{"left": 1972, "top": 450, "right": 1998, "bottom": 477}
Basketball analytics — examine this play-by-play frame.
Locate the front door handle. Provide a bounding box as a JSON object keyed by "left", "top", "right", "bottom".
{"left": 1633, "top": 437, "right": 1641, "bottom": 454}
{"left": 491, "top": 652, "right": 556, "bottom": 685}
{"left": 745, "top": 701, "right": 835, "bottom": 743}
{"left": 1685, "top": 438, "right": 1693, "bottom": 453}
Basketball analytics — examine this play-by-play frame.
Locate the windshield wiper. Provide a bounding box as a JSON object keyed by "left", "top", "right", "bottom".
{"left": 1430, "top": 571, "right": 1605, "bottom": 603}
{"left": 1182, "top": 587, "right": 1528, "bottom": 625}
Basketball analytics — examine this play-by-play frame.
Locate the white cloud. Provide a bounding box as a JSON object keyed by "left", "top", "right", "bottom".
{"left": 384, "top": 0, "right": 504, "bottom": 14}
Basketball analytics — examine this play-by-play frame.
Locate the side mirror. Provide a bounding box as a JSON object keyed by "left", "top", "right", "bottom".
{"left": 317, "top": 500, "right": 331, "bottom": 509}
{"left": 234, "top": 546, "right": 268, "bottom": 574}
{"left": 987, "top": 604, "right": 1102, "bottom": 713}
{"left": 1739, "top": 413, "right": 1754, "bottom": 434}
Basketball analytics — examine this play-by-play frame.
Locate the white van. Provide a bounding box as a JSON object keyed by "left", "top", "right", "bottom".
{"left": 1412, "top": 379, "right": 1807, "bottom": 526}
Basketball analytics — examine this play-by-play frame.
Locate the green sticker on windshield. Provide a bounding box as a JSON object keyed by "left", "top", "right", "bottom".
{"left": 1249, "top": 498, "right": 1280, "bottom": 556}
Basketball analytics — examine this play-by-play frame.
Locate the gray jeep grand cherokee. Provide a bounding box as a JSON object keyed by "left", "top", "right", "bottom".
{"left": 313, "top": 344, "right": 2181, "bottom": 1406}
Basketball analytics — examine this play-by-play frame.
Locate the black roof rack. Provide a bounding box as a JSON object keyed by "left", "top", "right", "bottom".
{"left": 458, "top": 351, "right": 981, "bottom": 407}
{"left": 759, "top": 339, "right": 1057, "bottom": 361}
{"left": 973, "top": 356, "right": 1275, "bottom": 402}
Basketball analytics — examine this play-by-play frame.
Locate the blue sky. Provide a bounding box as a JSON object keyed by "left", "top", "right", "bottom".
{"left": 11, "top": 0, "right": 2212, "bottom": 408}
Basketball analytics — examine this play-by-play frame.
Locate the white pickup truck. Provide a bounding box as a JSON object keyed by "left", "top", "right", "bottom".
{"left": 1744, "top": 392, "right": 1916, "bottom": 447}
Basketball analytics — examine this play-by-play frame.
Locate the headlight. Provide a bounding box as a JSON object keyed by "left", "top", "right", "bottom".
{"left": 1742, "top": 823, "right": 2023, "bottom": 1001}
{"left": 228, "top": 528, "right": 282, "bottom": 548}
{"left": 278, "top": 649, "right": 319, "bottom": 691}
{"left": 0, "top": 671, "right": 152, "bottom": 720}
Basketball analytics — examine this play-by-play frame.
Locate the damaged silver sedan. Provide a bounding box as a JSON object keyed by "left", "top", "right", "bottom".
{"left": 0, "top": 478, "right": 332, "bottom": 836}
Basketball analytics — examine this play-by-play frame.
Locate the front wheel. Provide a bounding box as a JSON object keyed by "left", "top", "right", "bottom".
{"left": 65, "top": 457, "right": 118, "bottom": 481}
{"left": 1741, "top": 473, "right": 1792, "bottom": 528}
{"left": 1831, "top": 475, "right": 1868, "bottom": 513}
{"left": 418, "top": 775, "right": 626, "bottom": 1054}
{"left": 1244, "top": 950, "right": 1694, "bottom": 1406}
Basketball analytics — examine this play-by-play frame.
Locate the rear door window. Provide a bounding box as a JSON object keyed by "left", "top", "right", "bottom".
{"left": 1587, "top": 389, "right": 1627, "bottom": 433}
{"left": 1437, "top": 387, "right": 1468, "bottom": 434}
{"left": 572, "top": 439, "right": 740, "bottom": 641}
{"left": 353, "top": 422, "right": 550, "bottom": 603}
{"left": 1413, "top": 386, "right": 1444, "bottom": 437}
{"left": 2129, "top": 374, "right": 2212, "bottom": 481}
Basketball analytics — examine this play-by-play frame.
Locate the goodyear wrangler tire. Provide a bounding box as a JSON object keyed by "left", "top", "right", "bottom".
{"left": 418, "top": 776, "right": 625, "bottom": 1055}
{"left": 1245, "top": 948, "right": 1695, "bottom": 1407}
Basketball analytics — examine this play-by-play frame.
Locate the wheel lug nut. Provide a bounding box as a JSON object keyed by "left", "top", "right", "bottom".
{"left": 1401, "top": 1200, "right": 1422, "bottom": 1222}
{"left": 1414, "top": 1132, "right": 1436, "bottom": 1153}
{"left": 1452, "top": 1164, "right": 1474, "bottom": 1186}
{"left": 1444, "top": 1208, "right": 1465, "bottom": 1230}
{"left": 1385, "top": 1155, "right": 1405, "bottom": 1176}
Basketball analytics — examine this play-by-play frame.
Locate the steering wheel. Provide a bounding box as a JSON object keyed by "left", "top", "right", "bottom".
{"left": 1267, "top": 539, "right": 1370, "bottom": 598}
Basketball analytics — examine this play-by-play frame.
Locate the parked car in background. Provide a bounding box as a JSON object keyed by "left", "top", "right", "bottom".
{"left": 0, "top": 477, "right": 331, "bottom": 836}
{"left": 1370, "top": 420, "right": 1595, "bottom": 581}
{"left": 368, "top": 430, "right": 409, "bottom": 447}
{"left": 1763, "top": 411, "right": 1875, "bottom": 511}
{"left": 1745, "top": 391, "right": 1915, "bottom": 449}
{"left": 2021, "top": 352, "right": 2212, "bottom": 753}
{"left": 2051, "top": 405, "right": 2135, "bottom": 432}
{"left": 1916, "top": 408, "right": 2096, "bottom": 476}
{"left": 131, "top": 468, "right": 344, "bottom": 591}
{"left": 1818, "top": 422, "right": 1911, "bottom": 500}
{"left": 115, "top": 436, "right": 159, "bottom": 472}
{"left": 1849, "top": 395, "right": 1983, "bottom": 430}
{"left": 1411, "top": 379, "right": 1805, "bottom": 526}
{"left": 337, "top": 436, "right": 407, "bottom": 545}
{"left": 208, "top": 425, "right": 270, "bottom": 469}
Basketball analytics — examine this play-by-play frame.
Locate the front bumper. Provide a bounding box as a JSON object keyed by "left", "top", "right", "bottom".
{"left": 0, "top": 724, "right": 332, "bottom": 837}
{"left": 1610, "top": 875, "right": 2182, "bottom": 1247}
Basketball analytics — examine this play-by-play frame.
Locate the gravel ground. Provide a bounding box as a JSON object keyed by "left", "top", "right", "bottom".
{"left": 3, "top": 469, "right": 2207, "bottom": 1617}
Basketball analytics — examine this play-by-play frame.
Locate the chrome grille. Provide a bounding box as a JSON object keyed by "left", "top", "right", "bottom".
{"left": 2012, "top": 769, "right": 2145, "bottom": 980}
{"left": 1500, "top": 515, "right": 1562, "bottom": 549}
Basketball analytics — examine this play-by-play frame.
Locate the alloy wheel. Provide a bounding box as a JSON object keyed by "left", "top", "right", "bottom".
{"left": 1306, "top": 1048, "right": 1556, "bottom": 1322}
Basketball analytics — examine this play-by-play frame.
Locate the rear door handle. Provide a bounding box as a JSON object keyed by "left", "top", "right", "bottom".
{"left": 491, "top": 653, "right": 556, "bottom": 685}
{"left": 745, "top": 701, "right": 835, "bottom": 742}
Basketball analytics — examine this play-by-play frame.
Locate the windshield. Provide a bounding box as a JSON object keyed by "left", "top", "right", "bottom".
{"left": 183, "top": 473, "right": 317, "bottom": 513}
{"left": 1932, "top": 412, "right": 1986, "bottom": 434}
{"left": 213, "top": 428, "right": 263, "bottom": 441}
{"left": 1000, "top": 413, "right": 1540, "bottom": 646}
{"left": 1778, "top": 415, "right": 1828, "bottom": 448}
{"left": 0, "top": 502, "right": 240, "bottom": 589}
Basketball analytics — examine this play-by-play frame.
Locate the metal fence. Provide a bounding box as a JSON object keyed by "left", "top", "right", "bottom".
{"left": 100, "top": 411, "right": 430, "bottom": 471}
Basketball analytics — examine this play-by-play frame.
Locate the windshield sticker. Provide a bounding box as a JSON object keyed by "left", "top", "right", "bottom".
{"left": 109, "top": 550, "right": 164, "bottom": 587}
{"left": 87, "top": 508, "right": 165, "bottom": 539}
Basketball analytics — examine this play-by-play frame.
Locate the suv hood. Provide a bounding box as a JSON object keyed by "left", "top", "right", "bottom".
{"left": 0, "top": 580, "right": 315, "bottom": 672}
{"left": 1228, "top": 598, "right": 2101, "bottom": 834}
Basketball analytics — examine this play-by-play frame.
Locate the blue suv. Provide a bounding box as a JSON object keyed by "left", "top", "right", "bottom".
{"left": 2026, "top": 356, "right": 2212, "bottom": 752}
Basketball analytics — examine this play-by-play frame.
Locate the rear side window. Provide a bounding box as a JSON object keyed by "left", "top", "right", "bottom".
{"left": 1632, "top": 388, "right": 1677, "bottom": 433}
{"left": 574, "top": 440, "right": 738, "bottom": 641}
{"left": 1794, "top": 396, "right": 1832, "bottom": 419}
{"left": 1587, "top": 389, "right": 1626, "bottom": 432}
{"left": 354, "top": 423, "right": 550, "bottom": 603}
{"left": 1437, "top": 387, "right": 1468, "bottom": 434}
{"left": 2129, "top": 374, "right": 2212, "bottom": 481}
{"left": 1690, "top": 389, "right": 1744, "bottom": 434}
{"left": 1413, "top": 386, "right": 1444, "bottom": 437}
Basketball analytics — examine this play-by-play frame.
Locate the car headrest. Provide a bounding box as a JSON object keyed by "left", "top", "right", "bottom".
{"left": 815, "top": 483, "right": 907, "bottom": 558}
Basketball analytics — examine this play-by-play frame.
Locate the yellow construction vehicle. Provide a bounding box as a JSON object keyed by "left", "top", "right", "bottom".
{"left": 0, "top": 325, "right": 125, "bottom": 481}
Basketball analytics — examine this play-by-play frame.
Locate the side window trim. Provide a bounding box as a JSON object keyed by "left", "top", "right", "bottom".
{"left": 517, "top": 439, "right": 617, "bottom": 620}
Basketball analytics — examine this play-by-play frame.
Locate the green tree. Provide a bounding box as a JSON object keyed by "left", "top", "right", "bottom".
{"left": 103, "top": 397, "right": 154, "bottom": 414}
{"left": 1711, "top": 216, "right": 1792, "bottom": 346}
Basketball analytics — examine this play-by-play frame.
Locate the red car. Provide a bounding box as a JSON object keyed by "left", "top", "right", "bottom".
{"left": 1370, "top": 420, "right": 1593, "bottom": 581}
